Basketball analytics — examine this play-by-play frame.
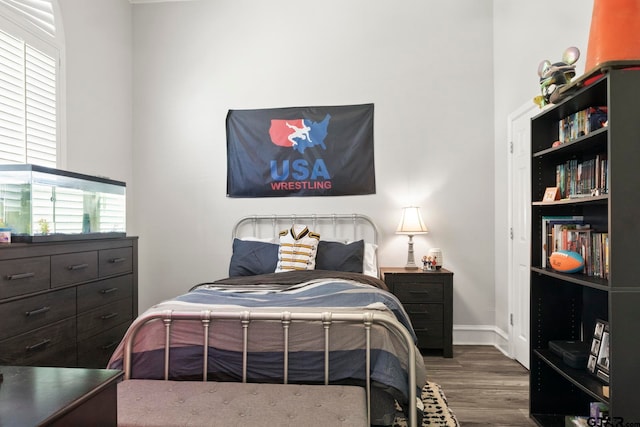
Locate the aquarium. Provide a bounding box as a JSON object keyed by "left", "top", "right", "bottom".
{"left": 0, "top": 165, "right": 126, "bottom": 242}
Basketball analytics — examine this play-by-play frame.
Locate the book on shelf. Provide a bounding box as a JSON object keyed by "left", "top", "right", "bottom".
{"left": 540, "top": 216, "right": 610, "bottom": 278}
{"left": 558, "top": 106, "right": 608, "bottom": 144}
{"left": 541, "top": 216, "right": 584, "bottom": 268}
{"left": 555, "top": 153, "right": 608, "bottom": 199}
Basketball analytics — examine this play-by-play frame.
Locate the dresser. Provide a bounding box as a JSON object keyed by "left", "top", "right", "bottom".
{"left": 0, "top": 365, "right": 122, "bottom": 426}
{"left": 0, "top": 237, "right": 138, "bottom": 368}
{"left": 380, "top": 267, "right": 453, "bottom": 357}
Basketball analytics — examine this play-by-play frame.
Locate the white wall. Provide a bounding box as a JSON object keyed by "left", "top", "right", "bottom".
{"left": 57, "top": 0, "right": 135, "bottom": 231}
{"left": 492, "top": 0, "right": 593, "bottom": 348}
{"left": 130, "top": 0, "right": 497, "bottom": 331}
{"left": 53, "top": 0, "right": 597, "bottom": 347}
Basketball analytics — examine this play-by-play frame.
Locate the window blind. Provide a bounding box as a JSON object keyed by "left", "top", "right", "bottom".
{"left": 0, "top": 0, "right": 55, "bottom": 37}
{"left": 0, "top": 27, "right": 56, "bottom": 168}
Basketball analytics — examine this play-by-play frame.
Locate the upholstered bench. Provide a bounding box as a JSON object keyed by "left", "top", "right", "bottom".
{"left": 117, "top": 380, "right": 368, "bottom": 427}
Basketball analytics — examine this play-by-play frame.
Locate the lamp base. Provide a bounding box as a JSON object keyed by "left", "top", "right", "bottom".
{"left": 405, "top": 235, "right": 418, "bottom": 269}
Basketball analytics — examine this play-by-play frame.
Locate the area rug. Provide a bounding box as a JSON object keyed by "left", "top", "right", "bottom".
{"left": 393, "top": 381, "right": 460, "bottom": 427}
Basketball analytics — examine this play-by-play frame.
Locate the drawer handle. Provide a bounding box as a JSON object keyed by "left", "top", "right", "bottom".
{"left": 102, "top": 341, "right": 119, "bottom": 351}
{"left": 25, "top": 306, "right": 51, "bottom": 317}
{"left": 409, "top": 291, "right": 430, "bottom": 295}
{"left": 67, "top": 263, "right": 89, "bottom": 271}
{"left": 100, "top": 287, "right": 119, "bottom": 295}
{"left": 109, "top": 257, "right": 126, "bottom": 264}
{"left": 101, "top": 312, "right": 119, "bottom": 320}
{"left": 6, "top": 272, "right": 35, "bottom": 280}
{"left": 408, "top": 309, "right": 430, "bottom": 315}
{"left": 26, "top": 339, "right": 51, "bottom": 352}
{"left": 414, "top": 328, "right": 430, "bottom": 332}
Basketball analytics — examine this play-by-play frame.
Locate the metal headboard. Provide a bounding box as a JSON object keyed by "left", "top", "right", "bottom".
{"left": 232, "top": 214, "right": 379, "bottom": 245}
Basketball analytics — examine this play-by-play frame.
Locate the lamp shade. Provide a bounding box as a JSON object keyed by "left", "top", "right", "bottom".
{"left": 396, "top": 206, "right": 428, "bottom": 235}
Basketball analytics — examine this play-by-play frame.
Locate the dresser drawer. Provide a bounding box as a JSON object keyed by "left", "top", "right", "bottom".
{"left": 99, "top": 247, "right": 133, "bottom": 277}
{"left": 77, "top": 298, "right": 133, "bottom": 340}
{"left": 0, "top": 317, "right": 76, "bottom": 366}
{"left": 0, "top": 287, "right": 76, "bottom": 340}
{"left": 78, "top": 322, "right": 130, "bottom": 368}
{"left": 391, "top": 282, "right": 443, "bottom": 303}
{"left": 0, "top": 256, "right": 50, "bottom": 299}
{"left": 77, "top": 274, "right": 133, "bottom": 313}
{"left": 51, "top": 251, "right": 98, "bottom": 288}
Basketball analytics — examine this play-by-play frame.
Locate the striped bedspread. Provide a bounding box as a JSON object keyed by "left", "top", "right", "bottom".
{"left": 107, "top": 272, "right": 426, "bottom": 404}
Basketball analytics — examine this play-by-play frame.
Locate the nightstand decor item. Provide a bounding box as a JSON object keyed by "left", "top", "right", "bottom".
{"left": 428, "top": 248, "right": 443, "bottom": 269}
{"left": 396, "top": 206, "right": 428, "bottom": 269}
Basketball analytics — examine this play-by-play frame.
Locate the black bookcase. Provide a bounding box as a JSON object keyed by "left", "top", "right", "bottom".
{"left": 529, "top": 69, "right": 640, "bottom": 426}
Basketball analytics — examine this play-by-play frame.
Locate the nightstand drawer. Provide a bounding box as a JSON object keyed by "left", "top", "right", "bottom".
{"left": 391, "top": 282, "right": 443, "bottom": 303}
{"left": 414, "top": 322, "right": 444, "bottom": 349}
{"left": 403, "top": 303, "right": 443, "bottom": 321}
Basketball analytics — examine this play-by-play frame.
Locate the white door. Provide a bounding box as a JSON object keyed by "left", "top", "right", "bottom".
{"left": 507, "top": 102, "right": 537, "bottom": 369}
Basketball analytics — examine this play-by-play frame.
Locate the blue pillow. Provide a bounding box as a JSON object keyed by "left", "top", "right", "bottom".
{"left": 315, "top": 240, "right": 364, "bottom": 273}
{"left": 229, "top": 239, "right": 279, "bottom": 277}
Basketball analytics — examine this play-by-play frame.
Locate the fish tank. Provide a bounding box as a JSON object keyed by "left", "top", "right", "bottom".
{"left": 0, "top": 164, "right": 126, "bottom": 242}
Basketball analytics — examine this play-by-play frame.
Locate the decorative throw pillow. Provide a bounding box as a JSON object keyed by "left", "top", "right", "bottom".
{"left": 275, "top": 224, "right": 320, "bottom": 272}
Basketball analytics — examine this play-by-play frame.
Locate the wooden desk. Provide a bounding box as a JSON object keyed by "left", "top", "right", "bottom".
{"left": 0, "top": 365, "right": 122, "bottom": 426}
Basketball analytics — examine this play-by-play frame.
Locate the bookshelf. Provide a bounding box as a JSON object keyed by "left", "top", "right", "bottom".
{"left": 530, "top": 69, "right": 640, "bottom": 426}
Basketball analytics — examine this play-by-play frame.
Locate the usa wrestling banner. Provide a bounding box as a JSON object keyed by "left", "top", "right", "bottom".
{"left": 226, "top": 103, "right": 375, "bottom": 197}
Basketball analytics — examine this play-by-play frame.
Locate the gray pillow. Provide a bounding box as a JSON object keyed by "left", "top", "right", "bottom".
{"left": 315, "top": 240, "right": 364, "bottom": 273}
{"left": 229, "top": 239, "right": 278, "bottom": 277}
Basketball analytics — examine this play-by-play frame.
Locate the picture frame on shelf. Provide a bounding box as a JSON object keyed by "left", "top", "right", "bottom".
{"left": 589, "top": 319, "right": 610, "bottom": 383}
{"left": 543, "top": 186, "right": 561, "bottom": 202}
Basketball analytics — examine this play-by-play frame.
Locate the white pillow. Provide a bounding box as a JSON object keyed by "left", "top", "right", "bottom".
{"left": 275, "top": 225, "right": 320, "bottom": 272}
{"left": 362, "top": 242, "right": 378, "bottom": 277}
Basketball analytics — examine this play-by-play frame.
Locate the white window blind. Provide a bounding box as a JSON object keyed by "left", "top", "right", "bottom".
{"left": 0, "top": 0, "right": 55, "bottom": 37}
{"left": 0, "top": 0, "right": 57, "bottom": 168}
{"left": 0, "top": 28, "right": 56, "bottom": 167}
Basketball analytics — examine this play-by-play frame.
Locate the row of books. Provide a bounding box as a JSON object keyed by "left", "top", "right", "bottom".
{"left": 555, "top": 153, "right": 608, "bottom": 199}
{"left": 541, "top": 216, "right": 609, "bottom": 279}
{"left": 558, "top": 106, "right": 608, "bottom": 144}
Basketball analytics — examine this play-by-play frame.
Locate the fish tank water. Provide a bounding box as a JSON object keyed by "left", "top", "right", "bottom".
{"left": 0, "top": 164, "right": 126, "bottom": 242}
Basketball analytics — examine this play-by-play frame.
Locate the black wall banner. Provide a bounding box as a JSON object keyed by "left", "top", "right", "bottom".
{"left": 226, "top": 103, "right": 375, "bottom": 197}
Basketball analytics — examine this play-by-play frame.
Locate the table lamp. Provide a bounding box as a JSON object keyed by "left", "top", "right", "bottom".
{"left": 396, "top": 206, "right": 428, "bottom": 269}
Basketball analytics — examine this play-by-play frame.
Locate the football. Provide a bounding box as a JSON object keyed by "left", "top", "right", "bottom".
{"left": 549, "top": 250, "right": 585, "bottom": 273}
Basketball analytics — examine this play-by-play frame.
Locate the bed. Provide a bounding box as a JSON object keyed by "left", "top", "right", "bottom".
{"left": 108, "top": 214, "right": 426, "bottom": 426}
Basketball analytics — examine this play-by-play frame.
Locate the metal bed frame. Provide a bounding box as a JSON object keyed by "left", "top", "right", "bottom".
{"left": 120, "top": 309, "right": 417, "bottom": 427}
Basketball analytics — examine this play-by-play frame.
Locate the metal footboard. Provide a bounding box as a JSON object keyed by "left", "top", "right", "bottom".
{"left": 120, "top": 309, "right": 417, "bottom": 427}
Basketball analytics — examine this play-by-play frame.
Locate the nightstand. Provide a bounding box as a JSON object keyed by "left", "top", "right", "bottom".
{"left": 380, "top": 267, "right": 453, "bottom": 357}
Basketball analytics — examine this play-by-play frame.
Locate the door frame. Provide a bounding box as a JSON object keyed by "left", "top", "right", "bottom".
{"left": 507, "top": 101, "right": 538, "bottom": 368}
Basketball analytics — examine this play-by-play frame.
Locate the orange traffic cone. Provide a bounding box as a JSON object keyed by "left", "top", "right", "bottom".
{"left": 585, "top": 0, "right": 640, "bottom": 74}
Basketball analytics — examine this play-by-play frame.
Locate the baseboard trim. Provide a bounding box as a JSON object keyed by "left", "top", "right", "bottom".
{"left": 453, "top": 324, "right": 511, "bottom": 357}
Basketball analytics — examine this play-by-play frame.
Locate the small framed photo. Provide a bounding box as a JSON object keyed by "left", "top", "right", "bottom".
{"left": 543, "top": 187, "right": 560, "bottom": 202}
{"left": 587, "top": 354, "right": 597, "bottom": 373}
{"left": 589, "top": 319, "right": 609, "bottom": 383}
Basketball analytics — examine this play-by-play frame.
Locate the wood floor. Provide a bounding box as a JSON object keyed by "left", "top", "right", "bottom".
{"left": 422, "top": 345, "right": 537, "bottom": 426}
